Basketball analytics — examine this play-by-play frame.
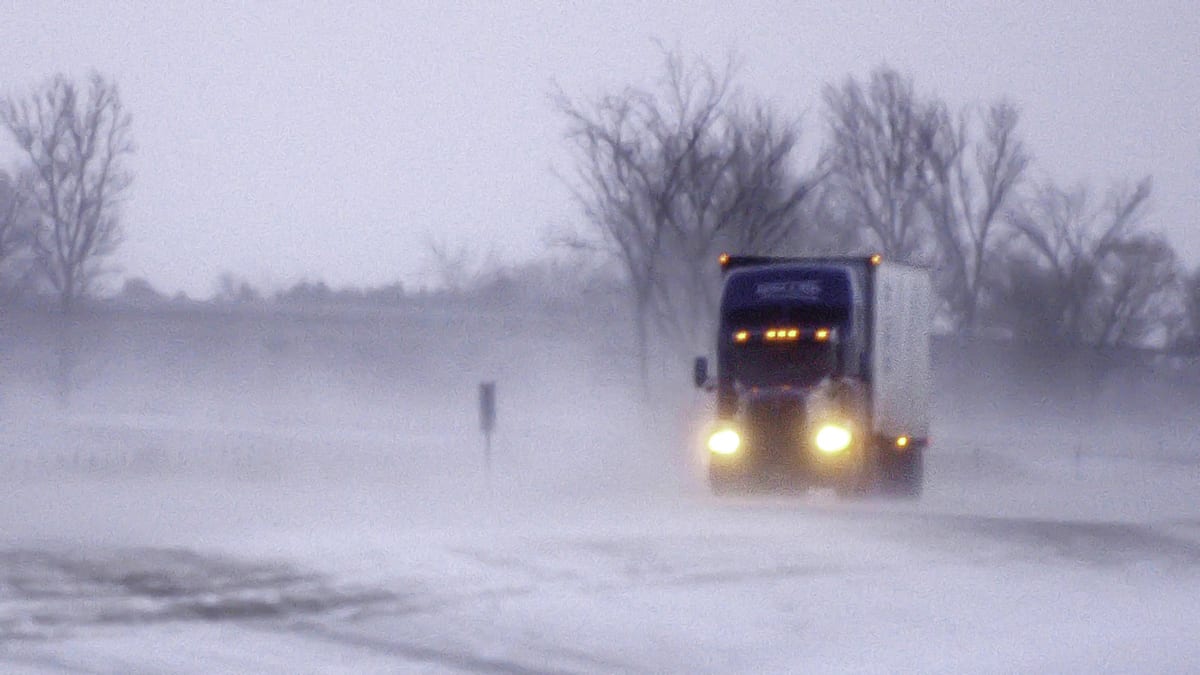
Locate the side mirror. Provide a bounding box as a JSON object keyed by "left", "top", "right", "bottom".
{"left": 693, "top": 356, "right": 709, "bottom": 389}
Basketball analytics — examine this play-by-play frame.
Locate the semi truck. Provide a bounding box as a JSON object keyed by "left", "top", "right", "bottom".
{"left": 693, "top": 254, "right": 932, "bottom": 497}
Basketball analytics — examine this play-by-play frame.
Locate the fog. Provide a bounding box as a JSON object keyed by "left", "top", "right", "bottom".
{"left": 3, "top": 302, "right": 1200, "bottom": 672}
{"left": 0, "top": 302, "right": 659, "bottom": 534}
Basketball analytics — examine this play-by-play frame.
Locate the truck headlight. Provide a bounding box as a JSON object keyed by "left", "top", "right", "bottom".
{"left": 814, "top": 424, "right": 852, "bottom": 454}
{"left": 707, "top": 428, "right": 741, "bottom": 455}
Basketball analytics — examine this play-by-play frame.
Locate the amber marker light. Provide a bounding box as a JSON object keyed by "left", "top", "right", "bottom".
{"left": 733, "top": 330, "right": 749, "bottom": 343}
{"left": 814, "top": 328, "right": 830, "bottom": 341}
{"left": 869, "top": 253, "right": 883, "bottom": 265}
{"left": 896, "top": 436, "right": 910, "bottom": 449}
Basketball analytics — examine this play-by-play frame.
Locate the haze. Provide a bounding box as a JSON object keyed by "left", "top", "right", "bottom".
{"left": 1, "top": 1, "right": 1196, "bottom": 296}
{"left": 3, "top": 297, "right": 1200, "bottom": 670}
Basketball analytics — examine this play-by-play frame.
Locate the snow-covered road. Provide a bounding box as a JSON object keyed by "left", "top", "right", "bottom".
{"left": 4, "top": 434, "right": 1200, "bottom": 674}
{"left": 2, "top": 377, "right": 1199, "bottom": 675}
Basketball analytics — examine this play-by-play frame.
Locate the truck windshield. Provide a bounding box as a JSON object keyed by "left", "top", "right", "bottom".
{"left": 726, "top": 340, "right": 837, "bottom": 388}
{"left": 725, "top": 305, "right": 848, "bottom": 327}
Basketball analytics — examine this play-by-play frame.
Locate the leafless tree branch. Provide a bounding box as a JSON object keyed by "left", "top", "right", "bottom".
{"left": 554, "top": 46, "right": 812, "bottom": 379}
{"left": 821, "top": 66, "right": 940, "bottom": 262}
{"left": 0, "top": 72, "right": 134, "bottom": 312}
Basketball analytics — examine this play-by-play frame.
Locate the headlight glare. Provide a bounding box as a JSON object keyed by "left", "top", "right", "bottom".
{"left": 707, "top": 428, "right": 741, "bottom": 455}
{"left": 815, "top": 424, "right": 853, "bottom": 454}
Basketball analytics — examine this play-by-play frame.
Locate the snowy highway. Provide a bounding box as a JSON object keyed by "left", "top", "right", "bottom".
{"left": 3, "top": 409, "right": 1200, "bottom": 673}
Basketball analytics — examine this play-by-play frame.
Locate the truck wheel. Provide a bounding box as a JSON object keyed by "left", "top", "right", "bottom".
{"left": 708, "top": 468, "right": 739, "bottom": 496}
{"left": 881, "top": 448, "right": 923, "bottom": 498}
{"left": 834, "top": 448, "right": 879, "bottom": 499}
{"left": 834, "top": 471, "right": 873, "bottom": 499}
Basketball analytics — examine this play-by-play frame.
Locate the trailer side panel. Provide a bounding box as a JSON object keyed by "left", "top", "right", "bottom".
{"left": 869, "top": 262, "right": 932, "bottom": 439}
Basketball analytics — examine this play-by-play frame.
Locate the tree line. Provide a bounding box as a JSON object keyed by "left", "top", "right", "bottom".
{"left": 4, "top": 63, "right": 1198, "bottom": 364}
{"left": 556, "top": 49, "right": 1200, "bottom": 372}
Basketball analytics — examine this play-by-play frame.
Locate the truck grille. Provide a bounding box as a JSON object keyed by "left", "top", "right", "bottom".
{"left": 744, "top": 395, "right": 806, "bottom": 470}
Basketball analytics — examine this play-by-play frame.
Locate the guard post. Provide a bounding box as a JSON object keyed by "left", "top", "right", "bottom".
{"left": 479, "top": 381, "right": 496, "bottom": 481}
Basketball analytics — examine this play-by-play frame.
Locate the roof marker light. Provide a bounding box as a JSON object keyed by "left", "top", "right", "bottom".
{"left": 764, "top": 327, "right": 800, "bottom": 341}
{"left": 870, "top": 253, "right": 883, "bottom": 266}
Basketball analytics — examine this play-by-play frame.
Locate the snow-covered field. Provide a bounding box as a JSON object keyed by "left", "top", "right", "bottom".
{"left": 2, "top": 309, "right": 1199, "bottom": 673}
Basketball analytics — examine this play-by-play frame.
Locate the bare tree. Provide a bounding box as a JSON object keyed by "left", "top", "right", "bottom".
{"left": 997, "top": 177, "right": 1165, "bottom": 346}
{"left": 555, "top": 47, "right": 811, "bottom": 377}
{"left": 1, "top": 72, "right": 134, "bottom": 312}
{"left": 1088, "top": 231, "right": 1178, "bottom": 347}
{"left": 555, "top": 48, "right": 731, "bottom": 379}
{"left": 792, "top": 180, "right": 871, "bottom": 256}
{"left": 681, "top": 104, "right": 811, "bottom": 256}
{"left": 655, "top": 100, "right": 811, "bottom": 353}
{"left": 1176, "top": 267, "right": 1200, "bottom": 353}
{"left": 821, "top": 67, "right": 940, "bottom": 262}
{"left": 0, "top": 169, "right": 36, "bottom": 301}
{"left": 424, "top": 236, "right": 502, "bottom": 295}
{"left": 924, "top": 101, "right": 1030, "bottom": 331}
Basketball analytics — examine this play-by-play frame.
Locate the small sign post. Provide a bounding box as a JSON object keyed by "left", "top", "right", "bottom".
{"left": 479, "top": 381, "right": 496, "bottom": 482}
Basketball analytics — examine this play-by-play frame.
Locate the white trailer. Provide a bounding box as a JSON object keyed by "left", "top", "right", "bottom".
{"left": 870, "top": 261, "right": 933, "bottom": 444}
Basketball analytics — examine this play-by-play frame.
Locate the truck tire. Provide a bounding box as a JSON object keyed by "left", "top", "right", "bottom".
{"left": 834, "top": 447, "right": 879, "bottom": 499}
{"left": 881, "top": 448, "right": 923, "bottom": 498}
{"left": 708, "top": 467, "right": 740, "bottom": 496}
{"left": 834, "top": 470, "right": 875, "bottom": 498}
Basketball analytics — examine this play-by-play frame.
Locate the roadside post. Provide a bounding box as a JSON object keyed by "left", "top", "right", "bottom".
{"left": 479, "top": 381, "right": 496, "bottom": 484}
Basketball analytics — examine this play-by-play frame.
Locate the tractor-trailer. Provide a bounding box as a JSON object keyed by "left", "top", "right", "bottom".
{"left": 693, "top": 254, "right": 932, "bottom": 496}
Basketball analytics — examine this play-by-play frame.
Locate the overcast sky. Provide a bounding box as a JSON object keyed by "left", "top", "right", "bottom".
{"left": 1, "top": 1, "right": 1196, "bottom": 297}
